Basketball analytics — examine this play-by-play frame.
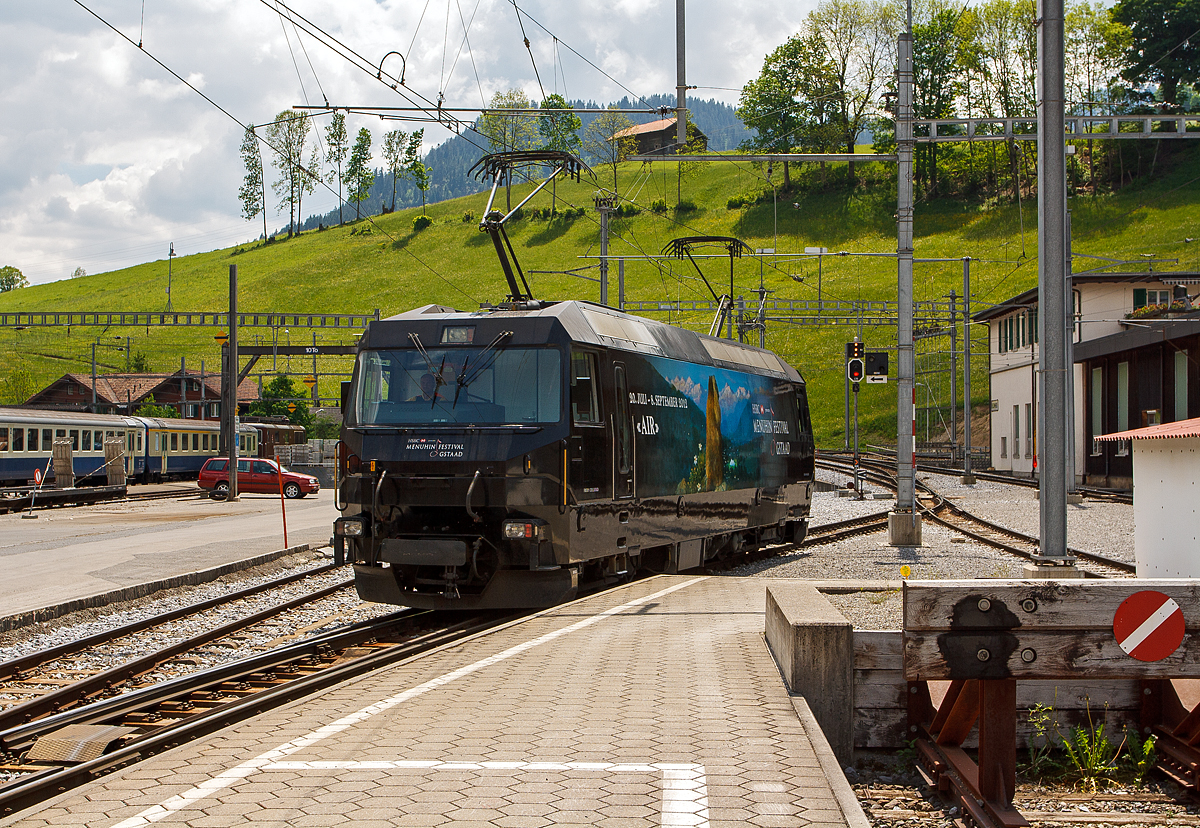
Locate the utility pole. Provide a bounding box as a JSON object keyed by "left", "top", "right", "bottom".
{"left": 227, "top": 264, "right": 240, "bottom": 502}
{"left": 167, "top": 242, "right": 175, "bottom": 312}
{"left": 618, "top": 259, "right": 625, "bottom": 311}
{"left": 962, "top": 258, "right": 976, "bottom": 484}
{"left": 675, "top": 0, "right": 686, "bottom": 150}
{"left": 595, "top": 195, "right": 616, "bottom": 306}
{"left": 889, "top": 4, "right": 921, "bottom": 546}
{"left": 91, "top": 343, "right": 97, "bottom": 410}
{"left": 1033, "top": 0, "right": 1074, "bottom": 572}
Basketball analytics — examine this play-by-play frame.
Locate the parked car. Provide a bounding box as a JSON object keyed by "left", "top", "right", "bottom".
{"left": 198, "top": 457, "right": 319, "bottom": 499}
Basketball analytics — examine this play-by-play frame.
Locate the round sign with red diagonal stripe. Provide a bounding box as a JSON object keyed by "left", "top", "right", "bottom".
{"left": 1113, "top": 591, "right": 1185, "bottom": 662}
{"left": 33, "top": 469, "right": 42, "bottom": 486}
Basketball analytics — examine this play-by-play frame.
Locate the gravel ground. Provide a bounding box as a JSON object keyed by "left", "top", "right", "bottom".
{"left": 730, "top": 470, "right": 1137, "bottom": 629}
{"left": 0, "top": 548, "right": 399, "bottom": 715}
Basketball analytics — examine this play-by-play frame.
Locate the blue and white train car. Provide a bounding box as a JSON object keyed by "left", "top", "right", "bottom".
{"left": 0, "top": 408, "right": 261, "bottom": 486}
{"left": 136, "top": 417, "right": 258, "bottom": 480}
{"left": 0, "top": 408, "right": 141, "bottom": 486}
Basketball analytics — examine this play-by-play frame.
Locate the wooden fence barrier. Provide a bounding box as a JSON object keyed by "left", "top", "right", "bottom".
{"left": 903, "top": 580, "right": 1200, "bottom": 828}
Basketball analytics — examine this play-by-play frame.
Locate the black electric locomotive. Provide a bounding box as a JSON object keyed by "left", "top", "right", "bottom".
{"left": 335, "top": 299, "right": 815, "bottom": 609}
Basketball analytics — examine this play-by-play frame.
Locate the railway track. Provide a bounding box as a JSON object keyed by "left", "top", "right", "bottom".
{"left": 0, "top": 608, "right": 514, "bottom": 816}
{"left": 0, "top": 563, "right": 356, "bottom": 727}
{"left": 814, "top": 457, "right": 1137, "bottom": 576}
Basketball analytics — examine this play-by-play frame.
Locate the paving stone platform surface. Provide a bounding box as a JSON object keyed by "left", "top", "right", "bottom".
{"left": 3, "top": 576, "right": 855, "bottom": 828}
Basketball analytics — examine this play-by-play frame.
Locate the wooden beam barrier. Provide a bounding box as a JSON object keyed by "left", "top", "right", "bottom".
{"left": 903, "top": 580, "right": 1200, "bottom": 828}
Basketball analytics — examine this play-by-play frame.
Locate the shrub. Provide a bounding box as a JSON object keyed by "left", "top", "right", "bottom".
{"left": 675, "top": 199, "right": 698, "bottom": 213}
{"left": 412, "top": 215, "right": 433, "bottom": 231}
{"left": 462, "top": 211, "right": 475, "bottom": 223}
{"left": 616, "top": 203, "right": 640, "bottom": 217}
{"left": 650, "top": 199, "right": 669, "bottom": 213}
{"left": 726, "top": 195, "right": 747, "bottom": 209}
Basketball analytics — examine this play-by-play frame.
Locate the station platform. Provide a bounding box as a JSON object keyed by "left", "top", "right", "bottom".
{"left": 3, "top": 576, "right": 868, "bottom": 827}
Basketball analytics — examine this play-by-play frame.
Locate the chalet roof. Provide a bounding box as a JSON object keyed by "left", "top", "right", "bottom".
{"left": 1096, "top": 416, "right": 1200, "bottom": 442}
{"left": 25, "top": 371, "right": 258, "bottom": 406}
{"left": 613, "top": 118, "right": 679, "bottom": 139}
{"left": 970, "top": 272, "right": 1200, "bottom": 322}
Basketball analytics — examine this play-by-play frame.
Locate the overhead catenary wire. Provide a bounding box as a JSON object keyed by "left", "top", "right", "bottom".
{"left": 69, "top": 0, "right": 477, "bottom": 306}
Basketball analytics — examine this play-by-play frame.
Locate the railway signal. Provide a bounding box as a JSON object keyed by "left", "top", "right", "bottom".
{"left": 845, "top": 341, "right": 865, "bottom": 384}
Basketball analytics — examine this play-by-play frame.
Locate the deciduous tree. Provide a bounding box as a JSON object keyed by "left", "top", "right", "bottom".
{"left": 480, "top": 89, "right": 539, "bottom": 208}
{"left": 346, "top": 127, "right": 375, "bottom": 221}
{"left": 1113, "top": 0, "right": 1200, "bottom": 106}
{"left": 538, "top": 94, "right": 583, "bottom": 209}
{"left": 238, "top": 126, "right": 267, "bottom": 240}
{"left": 382, "top": 128, "right": 409, "bottom": 211}
{"left": 583, "top": 108, "right": 635, "bottom": 196}
{"left": 264, "top": 110, "right": 313, "bottom": 236}
{"left": 325, "top": 112, "right": 349, "bottom": 225}
{"left": 0, "top": 265, "right": 27, "bottom": 293}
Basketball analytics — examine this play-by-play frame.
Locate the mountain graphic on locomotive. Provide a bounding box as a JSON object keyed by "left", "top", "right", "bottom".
{"left": 333, "top": 151, "right": 815, "bottom": 610}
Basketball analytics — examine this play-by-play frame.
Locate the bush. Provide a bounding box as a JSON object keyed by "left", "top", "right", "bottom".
{"left": 462, "top": 211, "right": 475, "bottom": 223}
{"left": 726, "top": 195, "right": 747, "bottom": 209}
{"left": 412, "top": 215, "right": 433, "bottom": 231}
{"left": 650, "top": 199, "right": 669, "bottom": 213}
{"left": 675, "top": 199, "right": 698, "bottom": 214}
{"left": 616, "top": 203, "right": 640, "bottom": 218}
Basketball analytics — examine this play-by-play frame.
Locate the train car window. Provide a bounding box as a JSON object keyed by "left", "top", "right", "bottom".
{"left": 82, "top": 430, "right": 91, "bottom": 451}
{"left": 614, "top": 365, "right": 632, "bottom": 474}
{"left": 193, "top": 433, "right": 199, "bottom": 451}
{"left": 42, "top": 430, "right": 53, "bottom": 451}
{"left": 69, "top": 430, "right": 79, "bottom": 451}
{"left": 106, "top": 430, "right": 114, "bottom": 440}
{"left": 171, "top": 433, "right": 178, "bottom": 452}
{"left": 56, "top": 429, "right": 67, "bottom": 440}
{"left": 28, "top": 429, "right": 38, "bottom": 451}
{"left": 137, "top": 433, "right": 142, "bottom": 452}
{"left": 355, "top": 348, "right": 561, "bottom": 425}
{"left": 571, "top": 352, "right": 600, "bottom": 424}
{"left": 203, "top": 434, "right": 209, "bottom": 451}
{"left": 12, "top": 428, "right": 22, "bottom": 452}
{"left": 0, "top": 427, "right": 7, "bottom": 452}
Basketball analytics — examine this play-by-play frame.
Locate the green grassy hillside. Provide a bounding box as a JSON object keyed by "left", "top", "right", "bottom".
{"left": 4, "top": 149, "right": 1200, "bottom": 447}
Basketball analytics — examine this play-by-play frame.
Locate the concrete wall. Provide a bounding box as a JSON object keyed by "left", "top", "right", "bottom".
{"left": 764, "top": 583, "right": 854, "bottom": 764}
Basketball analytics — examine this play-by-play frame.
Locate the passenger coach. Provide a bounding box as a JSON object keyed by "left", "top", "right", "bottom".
{"left": 337, "top": 300, "right": 815, "bottom": 610}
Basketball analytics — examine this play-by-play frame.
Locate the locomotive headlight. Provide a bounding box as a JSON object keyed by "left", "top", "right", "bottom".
{"left": 336, "top": 517, "right": 366, "bottom": 537}
{"left": 503, "top": 520, "right": 546, "bottom": 540}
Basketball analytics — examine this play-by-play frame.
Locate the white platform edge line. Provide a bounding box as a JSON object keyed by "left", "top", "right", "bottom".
{"left": 108, "top": 577, "right": 704, "bottom": 828}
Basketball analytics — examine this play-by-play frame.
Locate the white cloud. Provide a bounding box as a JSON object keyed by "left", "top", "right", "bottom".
{"left": 0, "top": 0, "right": 819, "bottom": 286}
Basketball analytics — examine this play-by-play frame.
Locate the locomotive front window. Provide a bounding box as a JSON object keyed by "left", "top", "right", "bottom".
{"left": 356, "top": 347, "right": 562, "bottom": 425}
{"left": 571, "top": 352, "right": 600, "bottom": 424}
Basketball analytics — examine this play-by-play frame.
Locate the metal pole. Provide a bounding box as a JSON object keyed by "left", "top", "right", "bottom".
{"left": 676, "top": 0, "right": 686, "bottom": 149}
{"left": 228, "top": 264, "right": 240, "bottom": 502}
{"left": 949, "top": 290, "right": 957, "bottom": 456}
{"left": 1065, "top": 209, "right": 1077, "bottom": 494}
{"left": 1035, "top": 0, "right": 1070, "bottom": 564}
{"left": 890, "top": 20, "right": 921, "bottom": 545}
{"left": 167, "top": 242, "right": 174, "bottom": 312}
{"left": 728, "top": 254, "right": 735, "bottom": 340}
{"left": 91, "top": 343, "right": 97, "bottom": 410}
{"left": 125, "top": 337, "right": 130, "bottom": 373}
{"left": 596, "top": 196, "right": 612, "bottom": 306}
{"left": 818, "top": 255, "right": 822, "bottom": 312}
{"left": 853, "top": 381, "right": 861, "bottom": 498}
{"left": 844, "top": 371, "right": 851, "bottom": 452}
{"left": 618, "top": 259, "right": 625, "bottom": 311}
{"left": 962, "top": 258, "right": 976, "bottom": 484}
{"left": 313, "top": 332, "right": 319, "bottom": 404}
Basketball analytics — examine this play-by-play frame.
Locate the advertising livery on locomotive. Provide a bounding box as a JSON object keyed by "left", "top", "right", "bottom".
{"left": 335, "top": 299, "right": 815, "bottom": 609}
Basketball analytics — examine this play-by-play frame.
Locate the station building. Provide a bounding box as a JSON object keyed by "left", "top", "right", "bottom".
{"left": 973, "top": 271, "right": 1200, "bottom": 486}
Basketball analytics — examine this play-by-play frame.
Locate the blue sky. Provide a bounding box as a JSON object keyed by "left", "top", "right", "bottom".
{"left": 1, "top": 0, "right": 820, "bottom": 286}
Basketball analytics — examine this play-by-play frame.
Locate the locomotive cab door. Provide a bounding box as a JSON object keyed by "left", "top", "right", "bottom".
{"left": 612, "top": 362, "right": 634, "bottom": 499}
{"left": 569, "top": 351, "right": 607, "bottom": 499}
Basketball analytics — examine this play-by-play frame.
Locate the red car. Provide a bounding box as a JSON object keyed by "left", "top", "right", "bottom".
{"left": 198, "top": 457, "right": 320, "bottom": 499}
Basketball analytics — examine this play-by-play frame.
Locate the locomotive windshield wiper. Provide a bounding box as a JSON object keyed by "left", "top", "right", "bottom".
{"left": 409, "top": 333, "right": 450, "bottom": 407}
{"left": 453, "top": 331, "right": 513, "bottom": 408}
